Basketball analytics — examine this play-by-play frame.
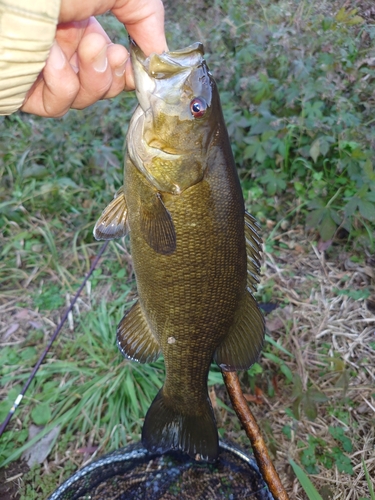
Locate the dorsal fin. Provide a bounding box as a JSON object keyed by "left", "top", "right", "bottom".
{"left": 117, "top": 301, "right": 161, "bottom": 363}
{"left": 93, "top": 187, "right": 128, "bottom": 240}
{"left": 245, "top": 211, "right": 262, "bottom": 292}
{"left": 140, "top": 192, "right": 176, "bottom": 255}
{"left": 214, "top": 288, "right": 265, "bottom": 371}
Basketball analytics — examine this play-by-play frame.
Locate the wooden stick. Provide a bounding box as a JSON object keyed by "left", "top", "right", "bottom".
{"left": 222, "top": 370, "right": 290, "bottom": 500}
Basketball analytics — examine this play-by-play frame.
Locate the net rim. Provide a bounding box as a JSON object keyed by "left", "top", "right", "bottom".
{"left": 48, "top": 440, "right": 274, "bottom": 500}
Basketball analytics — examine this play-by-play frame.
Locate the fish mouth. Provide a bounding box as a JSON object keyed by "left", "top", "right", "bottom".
{"left": 130, "top": 39, "right": 205, "bottom": 112}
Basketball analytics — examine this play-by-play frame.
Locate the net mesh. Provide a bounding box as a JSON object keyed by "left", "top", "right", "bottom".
{"left": 49, "top": 442, "right": 274, "bottom": 500}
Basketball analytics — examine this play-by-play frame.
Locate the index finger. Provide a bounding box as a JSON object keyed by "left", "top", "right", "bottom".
{"left": 58, "top": 0, "right": 167, "bottom": 56}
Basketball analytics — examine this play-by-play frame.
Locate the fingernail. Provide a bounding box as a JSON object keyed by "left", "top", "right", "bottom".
{"left": 115, "top": 56, "right": 129, "bottom": 77}
{"left": 48, "top": 42, "right": 65, "bottom": 70}
{"left": 93, "top": 46, "right": 108, "bottom": 73}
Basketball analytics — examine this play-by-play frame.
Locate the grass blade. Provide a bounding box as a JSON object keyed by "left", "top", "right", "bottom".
{"left": 265, "top": 334, "right": 293, "bottom": 357}
{"left": 362, "top": 458, "right": 375, "bottom": 500}
{"left": 289, "top": 458, "right": 323, "bottom": 500}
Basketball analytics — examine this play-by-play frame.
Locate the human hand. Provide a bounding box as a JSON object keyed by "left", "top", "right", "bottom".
{"left": 21, "top": 0, "right": 167, "bottom": 117}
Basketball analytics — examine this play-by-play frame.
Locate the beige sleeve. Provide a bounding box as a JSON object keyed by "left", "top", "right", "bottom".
{"left": 0, "top": 0, "right": 61, "bottom": 115}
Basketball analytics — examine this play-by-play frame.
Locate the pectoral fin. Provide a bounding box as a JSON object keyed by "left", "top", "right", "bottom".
{"left": 140, "top": 192, "right": 176, "bottom": 255}
{"left": 245, "top": 211, "right": 262, "bottom": 292}
{"left": 93, "top": 187, "right": 128, "bottom": 240}
{"left": 214, "top": 289, "right": 265, "bottom": 371}
{"left": 117, "top": 301, "right": 161, "bottom": 363}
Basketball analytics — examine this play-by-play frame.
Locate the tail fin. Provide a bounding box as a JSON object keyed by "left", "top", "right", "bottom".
{"left": 142, "top": 389, "right": 218, "bottom": 462}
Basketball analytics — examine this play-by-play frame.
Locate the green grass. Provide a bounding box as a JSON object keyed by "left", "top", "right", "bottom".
{"left": 0, "top": 285, "right": 161, "bottom": 466}
{"left": 289, "top": 458, "right": 324, "bottom": 500}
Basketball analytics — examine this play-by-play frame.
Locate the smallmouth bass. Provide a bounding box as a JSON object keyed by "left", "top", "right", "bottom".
{"left": 94, "top": 41, "right": 264, "bottom": 462}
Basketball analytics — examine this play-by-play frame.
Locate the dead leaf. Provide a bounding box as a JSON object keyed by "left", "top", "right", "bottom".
{"left": 243, "top": 394, "right": 263, "bottom": 404}
{"left": 255, "top": 386, "right": 263, "bottom": 398}
{"left": 356, "top": 402, "right": 371, "bottom": 414}
{"left": 244, "top": 387, "right": 263, "bottom": 404}
{"left": 272, "top": 375, "right": 280, "bottom": 396}
{"left": 294, "top": 244, "right": 305, "bottom": 254}
{"left": 14, "top": 309, "right": 34, "bottom": 320}
{"left": 3, "top": 323, "right": 19, "bottom": 340}
{"left": 317, "top": 239, "right": 332, "bottom": 252}
{"left": 266, "top": 316, "right": 284, "bottom": 332}
{"left": 22, "top": 425, "right": 60, "bottom": 468}
{"left": 362, "top": 266, "right": 374, "bottom": 278}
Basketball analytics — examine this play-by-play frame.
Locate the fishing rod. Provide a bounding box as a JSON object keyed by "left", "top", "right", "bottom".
{"left": 0, "top": 241, "right": 109, "bottom": 439}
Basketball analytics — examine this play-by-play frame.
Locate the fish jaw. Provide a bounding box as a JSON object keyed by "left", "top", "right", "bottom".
{"left": 130, "top": 38, "right": 213, "bottom": 116}
{"left": 130, "top": 39, "right": 155, "bottom": 112}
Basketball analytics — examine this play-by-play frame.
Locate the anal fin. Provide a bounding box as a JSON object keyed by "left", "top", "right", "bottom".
{"left": 214, "top": 288, "right": 265, "bottom": 371}
{"left": 140, "top": 192, "right": 176, "bottom": 255}
{"left": 117, "top": 301, "right": 161, "bottom": 363}
{"left": 93, "top": 187, "right": 128, "bottom": 240}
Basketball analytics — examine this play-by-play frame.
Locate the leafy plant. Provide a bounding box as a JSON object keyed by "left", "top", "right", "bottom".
{"left": 296, "top": 430, "right": 354, "bottom": 476}
{"left": 177, "top": 2, "right": 375, "bottom": 247}
{"left": 290, "top": 374, "right": 328, "bottom": 421}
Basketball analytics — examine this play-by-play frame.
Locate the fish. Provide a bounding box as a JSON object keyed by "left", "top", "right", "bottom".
{"left": 93, "top": 40, "right": 265, "bottom": 462}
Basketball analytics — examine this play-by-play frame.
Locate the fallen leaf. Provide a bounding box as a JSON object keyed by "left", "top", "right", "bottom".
{"left": 14, "top": 309, "right": 34, "bottom": 320}
{"left": 244, "top": 388, "right": 263, "bottom": 404}
{"left": 362, "top": 266, "right": 374, "bottom": 278}
{"left": 294, "top": 244, "right": 305, "bottom": 254}
{"left": 22, "top": 425, "right": 61, "bottom": 468}
{"left": 356, "top": 402, "right": 371, "bottom": 414}
{"left": 272, "top": 375, "right": 280, "bottom": 396}
{"left": 317, "top": 239, "right": 332, "bottom": 252}
{"left": 3, "top": 323, "right": 19, "bottom": 340}
{"left": 266, "top": 316, "right": 284, "bottom": 332}
{"left": 243, "top": 394, "right": 263, "bottom": 404}
{"left": 255, "top": 386, "right": 263, "bottom": 398}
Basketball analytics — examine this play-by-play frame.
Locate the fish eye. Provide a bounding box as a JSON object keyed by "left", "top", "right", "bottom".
{"left": 190, "top": 97, "right": 207, "bottom": 118}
